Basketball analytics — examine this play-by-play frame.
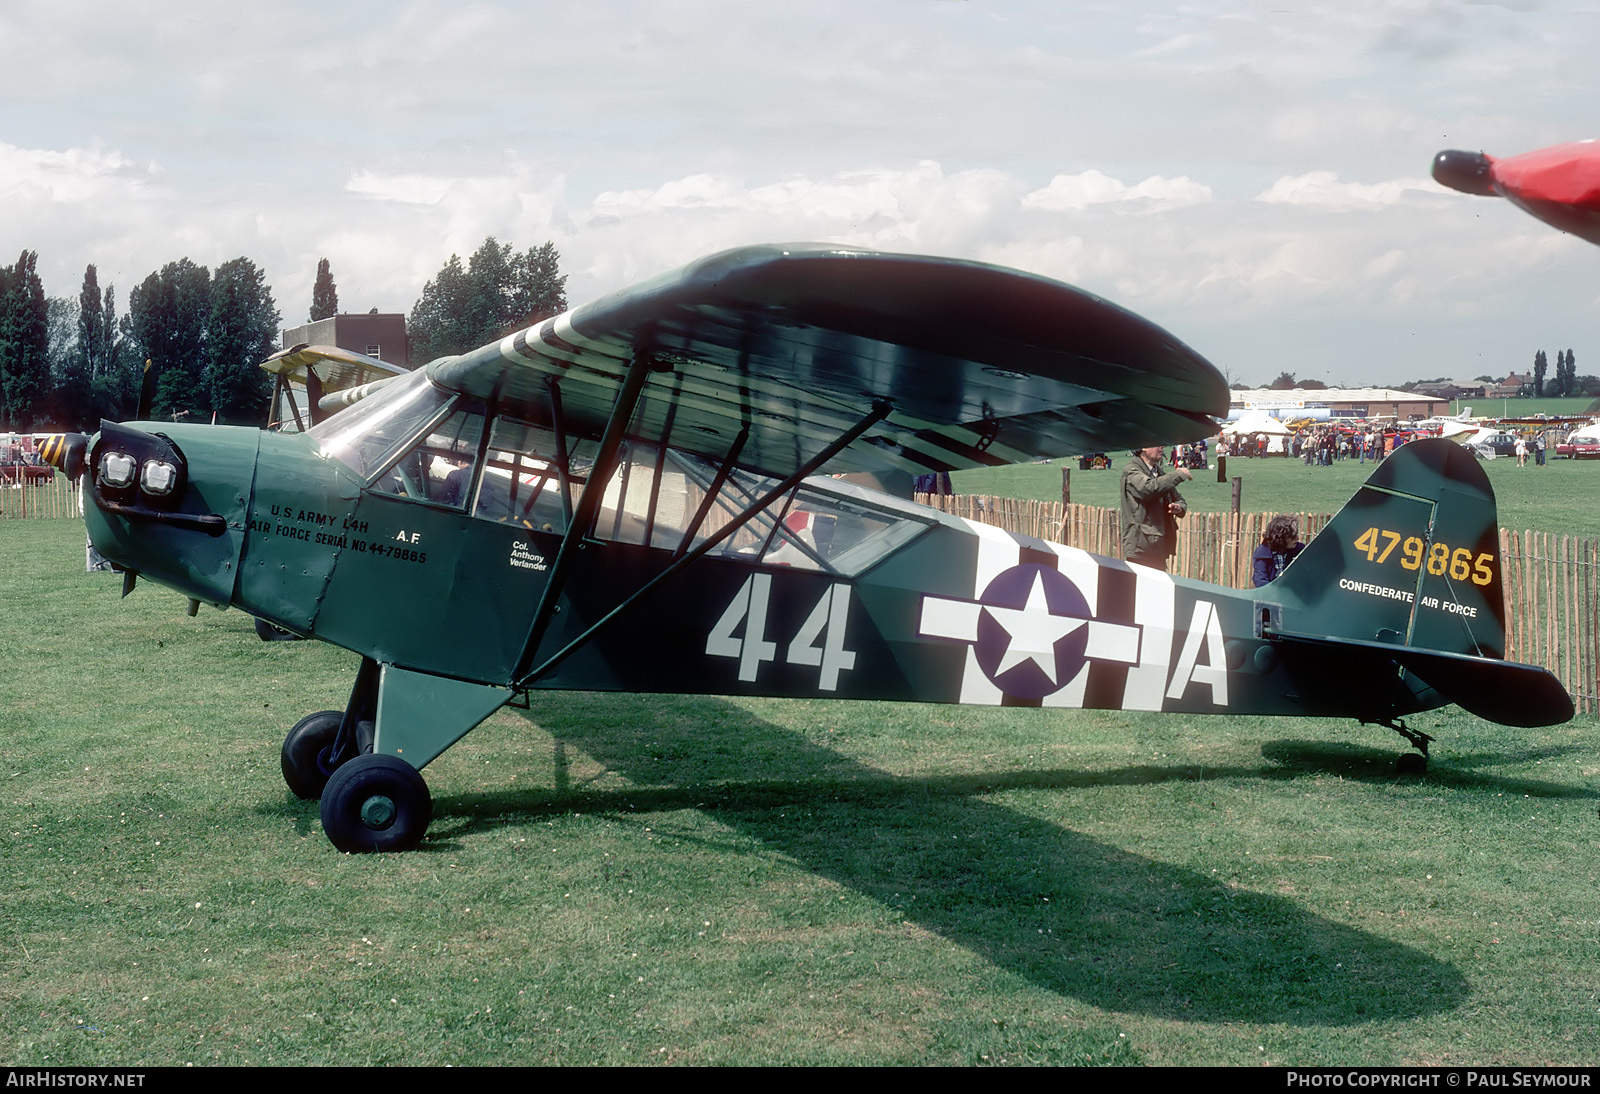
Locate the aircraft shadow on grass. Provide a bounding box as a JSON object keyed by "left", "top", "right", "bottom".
{"left": 399, "top": 693, "right": 1475, "bottom": 1026}
{"left": 1258, "top": 740, "right": 1596, "bottom": 799}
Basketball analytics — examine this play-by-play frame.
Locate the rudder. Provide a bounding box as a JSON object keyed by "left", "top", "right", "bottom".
{"left": 1272, "top": 438, "right": 1505, "bottom": 660}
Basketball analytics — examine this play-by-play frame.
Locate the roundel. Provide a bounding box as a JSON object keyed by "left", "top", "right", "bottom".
{"left": 972, "top": 563, "right": 1092, "bottom": 699}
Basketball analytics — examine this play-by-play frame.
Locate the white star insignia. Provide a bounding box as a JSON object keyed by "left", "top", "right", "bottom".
{"left": 982, "top": 571, "right": 1087, "bottom": 684}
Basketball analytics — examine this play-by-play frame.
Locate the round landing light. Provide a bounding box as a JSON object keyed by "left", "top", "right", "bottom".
{"left": 140, "top": 459, "right": 180, "bottom": 496}
{"left": 98, "top": 451, "right": 137, "bottom": 489}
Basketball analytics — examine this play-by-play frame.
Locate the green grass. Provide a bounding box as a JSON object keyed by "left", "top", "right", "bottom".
{"left": 3, "top": 518, "right": 1599, "bottom": 1066}
{"left": 954, "top": 451, "right": 1600, "bottom": 539}
{"left": 1452, "top": 396, "right": 1599, "bottom": 419}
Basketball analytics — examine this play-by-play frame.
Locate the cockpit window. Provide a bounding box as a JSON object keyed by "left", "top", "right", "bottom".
{"left": 367, "top": 401, "right": 487, "bottom": 510}
{"left": 470, "top": 417, "right": 591, "bottom": 532}
{"left": 309, "top": 371, "right": 454, "bottom": 478}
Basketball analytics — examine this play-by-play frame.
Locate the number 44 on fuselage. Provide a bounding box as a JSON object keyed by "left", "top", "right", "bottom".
{"left": 40, "top": 244, "right": 1573, "bottom": 853}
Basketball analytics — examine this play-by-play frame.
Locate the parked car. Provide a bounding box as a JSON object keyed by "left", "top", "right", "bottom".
{"left": 1469, "top": 431, "right": 1519, "bottom": 459}
{"left": 1557, "top": 426, "right": 1600, "bottom": 458}
{"left": 0, "top": 460, "right": 54, "bottom": 485}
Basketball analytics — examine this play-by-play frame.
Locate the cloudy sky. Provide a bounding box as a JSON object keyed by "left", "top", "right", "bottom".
{"left": 4, "top": 0, "right": 1599, "bottom": 387}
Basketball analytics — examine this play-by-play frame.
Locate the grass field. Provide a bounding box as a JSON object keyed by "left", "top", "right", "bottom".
{"left": 954, "top": 449, "right": 1600, "bottom": 539}
{"left": 4, "top": 515, "right": 1599, "bottom": 1067}
{"left": 1451, "top": 396, "right": 1599, "bottom": 419}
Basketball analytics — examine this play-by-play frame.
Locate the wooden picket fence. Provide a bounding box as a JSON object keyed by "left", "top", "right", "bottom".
{"left": 921, "top": 492, "right": 1599, "bottom": 719}
{"left": 1501, "top": 530, "right": 1600, "bottom": 716}
{"left": 0, "top": 471, "right": 78, "bottom": 520}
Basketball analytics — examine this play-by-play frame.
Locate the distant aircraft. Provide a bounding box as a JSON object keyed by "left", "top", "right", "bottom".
{"left": 261, "top": 343, "right": 408, "bottom": 432}
{"left": 1433, "top": 140, "right": 1600, "bottom": 244}
{"left": 39, "top": 244, "right": 1573, "bottom": 852}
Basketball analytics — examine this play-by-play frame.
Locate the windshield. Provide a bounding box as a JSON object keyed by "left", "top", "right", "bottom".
{"left": 308, "top": 371, "right": 454, "bottom": 478}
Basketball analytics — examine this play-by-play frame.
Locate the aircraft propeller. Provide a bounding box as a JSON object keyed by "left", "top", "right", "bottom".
{"left": 37, "top": 432, "right": 88, "bottom": 480}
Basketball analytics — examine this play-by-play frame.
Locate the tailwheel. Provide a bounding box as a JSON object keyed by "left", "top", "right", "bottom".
{"left": 281, "top": 710, "right": 344, "bottom": 799}
{"left": 320, "top": 754, "right": 432, "bottom": 853}
{"left": 1364, "top": 716, "right": 1434, "bottom": 776}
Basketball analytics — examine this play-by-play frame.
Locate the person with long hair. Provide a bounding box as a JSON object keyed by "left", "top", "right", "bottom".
{"left": 1252, "top": 514, "right": 1305, "bottom": 587}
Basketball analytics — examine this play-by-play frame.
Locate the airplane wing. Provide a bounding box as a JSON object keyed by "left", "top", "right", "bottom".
{"left": 1433, "top": 141, "right": 1600, "bottom": 245}
{"left": 261, "top": 343, "right": 407, "bottom": 391}
{"left": 424, "top": 244, "right": 1228, "bottom": 479}
{"left": 261, "top": 344, "right": 409, "bottom": 429}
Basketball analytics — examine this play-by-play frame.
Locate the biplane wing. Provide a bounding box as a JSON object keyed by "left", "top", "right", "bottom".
{"left": 1433, "top": 141, "right": 1600, "bottom": 246}
{"left": 425, "top": 243, "right": 1229, "bottom": 478}
{"left": 261, "top": 343, "right": 408, "bottom": 430}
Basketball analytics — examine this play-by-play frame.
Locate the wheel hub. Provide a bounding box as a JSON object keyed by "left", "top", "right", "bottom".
{"left": 360, "top": 795, "right": 397, "bottom": 830}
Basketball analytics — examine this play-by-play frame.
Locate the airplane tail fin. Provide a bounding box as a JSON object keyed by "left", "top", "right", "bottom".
{"left": 1267, "top": 438, "right": 1572, "bottom": 727}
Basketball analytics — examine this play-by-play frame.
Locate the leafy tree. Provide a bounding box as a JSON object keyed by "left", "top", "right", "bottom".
{"left": 512, "top": 241, "right": 567, "bottom": 329}
{"left": 408, "top": 253, "right": 472, "bottom": 364}
{"left": 204, "top": 257, "right": 280, "bottom": 423}
{"left": 0, "top": 250, "right": 50, "bottom": 430}
{"left": 310, "top": 257, "right": 339, "bottom": 321}
{"left": 409, "top": 237, "right": 568, "bottom": 361}
{"left": 77, "top": 265, "right": 110, "bottom": 379}
{"left": 90, "top": 284, "right": 136, "bottom": 422}
{"left": 1533, "top": 349, "right": 1547, "bottom": 397}
{"left": 43, "top": 295, "right": 87, "bottom": 428}
{"left": 45, "top": 264, "right": 122, "bottom": 429}
{"left": 125, "top": 259, "right": 211, "bottom": 421}
{"left": 1267, "top": 371, "right": 1297, "bottom": 390}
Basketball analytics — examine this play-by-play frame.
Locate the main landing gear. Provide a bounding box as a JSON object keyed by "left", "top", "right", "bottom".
{"left": 1366, "top": 716, "right": 1434, "bottom": 775}
{"left": 279, "top": 658, "right": 434, "bottom": 853}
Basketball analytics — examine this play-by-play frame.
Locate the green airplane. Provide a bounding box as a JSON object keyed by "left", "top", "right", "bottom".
{"left": 39, "top": 244, "right": 1573, "bottom": 853}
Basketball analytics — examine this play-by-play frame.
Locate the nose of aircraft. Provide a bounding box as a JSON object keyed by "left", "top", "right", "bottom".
{"left": 59, "top": 420, "right": 258, "bottom": 609}
{"left": 1432, "top": 149, "right": 1498, "bottom": 197}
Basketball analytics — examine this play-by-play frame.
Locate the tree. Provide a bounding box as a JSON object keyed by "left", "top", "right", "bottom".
{"left": 90, "top": 283, "right": 135, "bottom": 422}
{"left": 0, "top": 250, "right": 50, "bottom": 430}
{"left": 1267, "top": 371, "right": 1297, "bottom": 390}
{"left": 43, "top": 295, "right": 86, "bottom": 428}
{"left": 204, "top": 257, "right": 280, "bottom": 423}
{"left": 513, "top": 241, "right": 567, "bottom": 328}
{"left": 310, "top": 257, "right": 339, "bottom": 321}
{"left": 409, "top": 237, "right": 568, "bottom": 361}
{"left": 1533, "top": 350, "right": 1547, "bottom": 398}
{"left": 77, "top": 265, "right": 110, "bottom": 379}
{"left": 125, "top": 259, "right": 211, "bottom": 421}
{"left": 45, "top": 264, "right": 113, "bottom": 429}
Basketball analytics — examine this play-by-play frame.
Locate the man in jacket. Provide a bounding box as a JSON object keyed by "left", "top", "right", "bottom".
{"left": 1121, "top": 446, "right": 1191, "bottom": 569}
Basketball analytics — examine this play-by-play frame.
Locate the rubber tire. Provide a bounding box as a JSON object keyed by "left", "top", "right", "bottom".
{"left": 281, "top": 710, "right": 344, "bottom": 799}
{"left": 1396, "top": 752, "right": 1428, "bottom": 776}
{"left": 320, "top": 754, "right": 432, "bottom": 853}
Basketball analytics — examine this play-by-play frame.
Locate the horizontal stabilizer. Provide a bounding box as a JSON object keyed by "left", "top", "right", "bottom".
{"left": 1271, "top": 630, "right": 1574, "bottom": 728}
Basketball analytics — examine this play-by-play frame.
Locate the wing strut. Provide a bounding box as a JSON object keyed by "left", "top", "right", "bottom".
{"left": 515, "top": 338, "right": 659, "bottom": 680}
{"left": 545, "top": 377, "right": 575, "bottom": 528}
{"left": 514, "top": 398, "right": 892, "bottom": 689}
{"left": 673, "top": 425, "right": 750, "bottom": 560}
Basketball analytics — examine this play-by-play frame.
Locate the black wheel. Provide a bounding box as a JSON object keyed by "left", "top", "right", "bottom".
{"left": 1396, "top": 752, "right": 1428, "bottom": 776}
{"left": 281, "top": 710, "right": 343, "bottom": 800}
{"left": 320, "top": 754, "right": 432, "bottom": 853}
{"left": 255, "top": 618, "right": 304, "bottom": 641}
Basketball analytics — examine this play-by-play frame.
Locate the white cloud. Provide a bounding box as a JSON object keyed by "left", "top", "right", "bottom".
{"left": 1023, "top": 170, "right": 1212, "bottom": 213}
{"left": 1254, "top": 171, "right": 1440, "bottom": 211}
{"left": 0, "top": 143, "right": 156, "bottom": 205}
